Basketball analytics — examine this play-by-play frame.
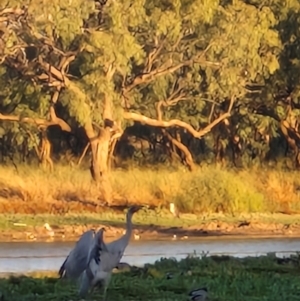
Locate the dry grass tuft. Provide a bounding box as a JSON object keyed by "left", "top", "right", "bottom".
{"left": 0, "top": 164, "right": 299, "bottom": 215}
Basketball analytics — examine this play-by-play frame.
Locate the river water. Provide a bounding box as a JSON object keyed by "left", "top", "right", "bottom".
{"left": 0, "top": 236, "right": 299, "bottom": 274}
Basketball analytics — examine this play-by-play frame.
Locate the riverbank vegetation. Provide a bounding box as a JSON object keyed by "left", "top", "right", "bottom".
{"left": 0, "top": 255, "right": 299, "bottom": 301}
{"left": 0, "top": 164, "right": 300, "bottom": 216}
{"left": 1, "top": 0, "right": 300, "bottom": 219}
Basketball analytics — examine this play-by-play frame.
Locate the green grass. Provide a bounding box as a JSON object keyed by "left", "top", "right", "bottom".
{"left": 0, "top": 163, "right": 300, "bottom": 217}
{"left": 0, "top": 255, "right": 300, "bottom": 301}
{"left": 0, "top": 210, "right": 300, "bottom": 237}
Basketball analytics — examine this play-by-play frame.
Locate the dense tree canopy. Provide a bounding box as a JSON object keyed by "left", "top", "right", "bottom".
{"left": 1, "top": 0, "right": 300, "bottom": 199}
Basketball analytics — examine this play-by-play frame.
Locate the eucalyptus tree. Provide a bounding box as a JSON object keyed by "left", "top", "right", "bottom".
{"left": 107, "top": 0, "right": 283, "bottom": 168}
{"left": 67, "top": 0, "right": 285, "bottom": 174}
{"left": 0, "top": 0, "right": 91, "bottom": 167}
{"left": 242, "top": 0, "right": 300, "bottom": 167}
{"left": 0, "top": 0, "right": 298, "bottom": 202}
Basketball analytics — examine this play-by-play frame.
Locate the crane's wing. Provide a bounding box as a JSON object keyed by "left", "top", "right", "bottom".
{"left": 99, "top": 250, "right": 123, "bottom": 272}
{"left": 79, "top": 230, "right": 122, "bottom": 297}
{"left": 106, "top": 238, "right": 126, "bottom": 265}
{"left": 106, "top": 235, "right": 128, "bottom": 256}
{"left": 58, "top": 254, "right": 69, "bottom": 278}
{"left": 86, "top": 229, "right": 120, "bottom": 272}
{"left": 86, "top": 229, "right": 108, "bottom": 266}
{"left": 58, "top": 230, "right": 95, "bottom": 279}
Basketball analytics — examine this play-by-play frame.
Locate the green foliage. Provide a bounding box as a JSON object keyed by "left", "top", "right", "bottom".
{"left": 1, "top": 0, "right": 300, "bottom": 169}
{"left": 172, "top": 167, "right": 265, "bottom": 213}
{"left": 60, "top": 87, "right": 91, "bottom": 126}
{"left": 0, "top": 255, "right": 299, "bottom": 301}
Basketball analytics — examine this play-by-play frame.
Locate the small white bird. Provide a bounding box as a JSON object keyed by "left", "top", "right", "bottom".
{"left": 134, "top": 233, "right": 140, "bottom": 240}
{"left": 44, "top": 223, "right": 55, "bottom": 237}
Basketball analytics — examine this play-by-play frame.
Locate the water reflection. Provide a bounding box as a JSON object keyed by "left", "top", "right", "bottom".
{"left": 0, "top": 237, "right": 299, "bottom": 274}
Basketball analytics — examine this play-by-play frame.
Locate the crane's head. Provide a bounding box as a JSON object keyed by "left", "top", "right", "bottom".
{"left": 129, "top": 205, "right": 143, "bottom": 214}
{"left": 126, "top": 205, "right": 143, "bottom": 219}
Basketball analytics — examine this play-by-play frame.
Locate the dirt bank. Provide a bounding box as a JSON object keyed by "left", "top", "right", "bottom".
{"left": 1, "top": 219, "right": 300, "bottom": 242}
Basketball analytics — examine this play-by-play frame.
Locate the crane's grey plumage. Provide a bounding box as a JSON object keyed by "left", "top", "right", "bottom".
{"left": 79, "top": 229, "right": 121, "bottom": 298}
{"left": 106, "top": 205, "right": 143, "bottom": 258}
{"left": 188, "top": 287, "right": 208, "bottom": 301}
{"left": 58, "top": 229, "right": 96, "bottom": 280}
{"left": 78, "top": 205, "right": 142, "bottom": 299}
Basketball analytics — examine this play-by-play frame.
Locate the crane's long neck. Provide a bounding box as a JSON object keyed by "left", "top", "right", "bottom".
{"left": 124, "top": 212, "right": 133, "bottom": 241}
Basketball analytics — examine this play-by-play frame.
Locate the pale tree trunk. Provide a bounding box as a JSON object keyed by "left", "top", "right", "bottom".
{"left": 84, "top": 93, "right": 115, "bottom": 204}
{"left": 84, "top": 121, "right": 113, "bottom": 203}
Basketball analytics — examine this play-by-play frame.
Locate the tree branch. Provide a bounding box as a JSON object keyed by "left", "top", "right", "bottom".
{"left": 105, "top": 62, "right": 116, "bottom": 81}
{"left": 163, "top": 130, "right": 195, "bottom": 171}
{"left": 253, "top": 105, "right": 281, "bottom": 122}
{"left": 49, "top": 90, "right": 72, "bottom": 132}
{"left": 125, "top": 41, "right": 220, "bottom": 93}
{"left": 155, "top": 79, "right": 188, "bottom": 120}
{"left": 38, "top": 59, "right": 85, "bottom": 102}
{"left": 0, "top": 7, "right": 24, "bottom": 15}
{"left": 0, "top": 112, "right": 70, "bottom": 131}
{"left": 38, "top": 60, "right": 84, "bottom": 99}
{"left": 144, "top": 35, "right": 167, "bottom": 73}
{"left": 59, "top": 55, "right": 76, "bottom": 78}
{"left": 156, "top": 97, "right": 187, "bottom": 121}
{"left": 38, "top": 60, "right": 65, "bottom": 83}
{"left": 124, "top": 95, "right": 235, "bottom": 138}
{"left": 0, "top": 90, "right": 71, "bottom": 132}
{"left": 125, "top": 60, "right": 193, "bottom": 92}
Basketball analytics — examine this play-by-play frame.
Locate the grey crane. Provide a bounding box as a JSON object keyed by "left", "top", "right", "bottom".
{"left": 78, "top": 205, "right": 143, "bottom": 299}
{"left": 59, "top": 206, "right": 142, "bottom": 297}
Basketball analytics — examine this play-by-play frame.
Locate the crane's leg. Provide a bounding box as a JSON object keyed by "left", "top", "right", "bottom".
{"left": 91, "top": 279, "right": 103, "bottom": 293}
{"left": 91, "top": 280, "right": 106, "bottom": 300}
{"left": 78, "top": 271, "right": 91, "bottom": 298}
{"left": 102, "top": 274, "right": 111, "bottom": 301}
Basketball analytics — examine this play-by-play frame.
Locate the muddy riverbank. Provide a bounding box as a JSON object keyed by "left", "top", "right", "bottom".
{"left": 1, "top": 218, "right": 300, "bottom": 242}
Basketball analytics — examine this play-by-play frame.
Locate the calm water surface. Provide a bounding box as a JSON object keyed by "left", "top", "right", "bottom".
{"left": 0, "top": 237, "right": 299, "bottom": 274}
